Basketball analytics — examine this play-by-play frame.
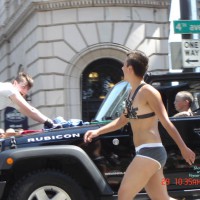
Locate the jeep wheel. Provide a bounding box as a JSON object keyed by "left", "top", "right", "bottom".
{"left": 7, "top": 169, "right": 87, "bottom": 200}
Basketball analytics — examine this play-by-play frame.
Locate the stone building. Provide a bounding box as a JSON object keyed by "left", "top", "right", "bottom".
{"left": 0, "top": 0, "right": 171, "bottom": 129}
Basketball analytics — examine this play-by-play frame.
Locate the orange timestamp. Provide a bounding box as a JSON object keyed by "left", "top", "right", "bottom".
{"left": 161, "top": 178, "right": 200, "bottom": 186}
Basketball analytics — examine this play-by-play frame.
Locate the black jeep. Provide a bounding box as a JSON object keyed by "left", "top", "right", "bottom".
{"left": 0, "top": 72, "right": 199, "bottom": 200}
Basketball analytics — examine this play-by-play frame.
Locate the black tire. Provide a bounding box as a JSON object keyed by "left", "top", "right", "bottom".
{"left": 7, "top": 169, "right": 87, "bottom": 200}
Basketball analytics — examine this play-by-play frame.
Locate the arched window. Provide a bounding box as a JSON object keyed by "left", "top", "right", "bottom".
{"left": 82, "top": 58, "right": 123, "bottom": 121}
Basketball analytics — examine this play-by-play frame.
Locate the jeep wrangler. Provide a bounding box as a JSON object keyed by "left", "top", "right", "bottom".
{"left": 0, "top": 72, "right": 199, "bottom": 200}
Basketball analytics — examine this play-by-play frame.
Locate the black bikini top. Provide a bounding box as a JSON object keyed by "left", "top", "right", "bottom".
{"left": 123, "top": 83, "right": 155, "bottom": 119}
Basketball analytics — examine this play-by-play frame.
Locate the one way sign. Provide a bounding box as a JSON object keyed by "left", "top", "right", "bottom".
{"left": 182, "top": 40, "right": 200, "bottom": 68}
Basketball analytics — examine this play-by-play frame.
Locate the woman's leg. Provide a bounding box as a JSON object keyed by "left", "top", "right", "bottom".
{"left": 145, "top": 168, "right": 177, "bottom": 200}
{"left": 118, "top": 156, "right": 160, "bottom": 200}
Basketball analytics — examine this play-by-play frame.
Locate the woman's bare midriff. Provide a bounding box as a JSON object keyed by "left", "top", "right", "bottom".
{"left": 130, "top": 116, "right": 162, "bottom": 147}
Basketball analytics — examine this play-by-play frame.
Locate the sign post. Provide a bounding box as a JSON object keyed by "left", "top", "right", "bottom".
{"left": 174, "top": 20, "right": 200, "bottom": 34}
{"left": 182, "top": 40, "right": 200, "bottom": 68}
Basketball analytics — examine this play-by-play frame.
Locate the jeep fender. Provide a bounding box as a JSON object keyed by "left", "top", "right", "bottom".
{"left": 0, "top": 145, "right": 113, "bottom": 195}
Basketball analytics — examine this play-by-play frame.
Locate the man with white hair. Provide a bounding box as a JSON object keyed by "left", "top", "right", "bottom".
{"left": 174, "top": 91, "right": 194, "bottom": 117}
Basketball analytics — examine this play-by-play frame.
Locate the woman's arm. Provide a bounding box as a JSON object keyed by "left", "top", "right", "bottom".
{"left": 145, "top": 85, "right": 195, "bottom": 165}
{"left": 84, "top": 114, "right": 128, "bottom": 143}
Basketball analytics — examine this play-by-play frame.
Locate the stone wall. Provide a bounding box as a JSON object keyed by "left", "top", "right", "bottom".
{"left": 0, "top": 0, "right": 171, "bottom": 129}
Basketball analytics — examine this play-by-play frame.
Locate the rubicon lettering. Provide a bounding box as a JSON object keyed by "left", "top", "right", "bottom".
{"left": 27, "top": 133, "right": 81, "bottom": 142}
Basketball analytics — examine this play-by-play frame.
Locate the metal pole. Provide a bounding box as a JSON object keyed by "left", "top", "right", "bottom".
{"left": 180, "top": 0, "right": 192, "bottom": 39}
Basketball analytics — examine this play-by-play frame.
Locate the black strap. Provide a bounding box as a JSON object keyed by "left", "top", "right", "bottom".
{"left": 137, "top": 112, "right": 155, "bottom": 119}
{"left": 130, "top": 83, "right": 146, "bottom": 101}
{"left": 125, "top": 83, "right": 155, "bottom": 119}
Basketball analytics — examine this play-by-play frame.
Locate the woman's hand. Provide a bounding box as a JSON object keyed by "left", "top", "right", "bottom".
{"left": 181, "top": 146, "right": 196, "bottom": 165}
{"left": 84, "top": 130, "right": 99, "bottom": 143}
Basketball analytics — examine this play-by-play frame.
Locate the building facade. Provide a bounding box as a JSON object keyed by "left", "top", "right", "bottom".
{"left": 0, "top": 0, "right": 171, "bottom": 129}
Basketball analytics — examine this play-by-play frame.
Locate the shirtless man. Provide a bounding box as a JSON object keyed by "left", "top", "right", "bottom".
{"left": 84, "top": 50, "right": 195, "bottom": 200}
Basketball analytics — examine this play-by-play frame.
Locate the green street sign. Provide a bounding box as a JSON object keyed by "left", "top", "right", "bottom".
{"left": 174, "top": 20, "right": 200, "bottom": 34}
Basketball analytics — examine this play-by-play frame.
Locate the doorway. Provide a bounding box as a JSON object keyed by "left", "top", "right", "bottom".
{"left": 82, "top": 58, "right": 123, "bottom": 122}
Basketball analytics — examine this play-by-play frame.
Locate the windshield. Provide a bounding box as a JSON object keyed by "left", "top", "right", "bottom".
{"left": 94, "top": 74, "right": 200, "bottom": 121}
{"left": 94, "top": 81, "right": 130, "bottom": 121}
